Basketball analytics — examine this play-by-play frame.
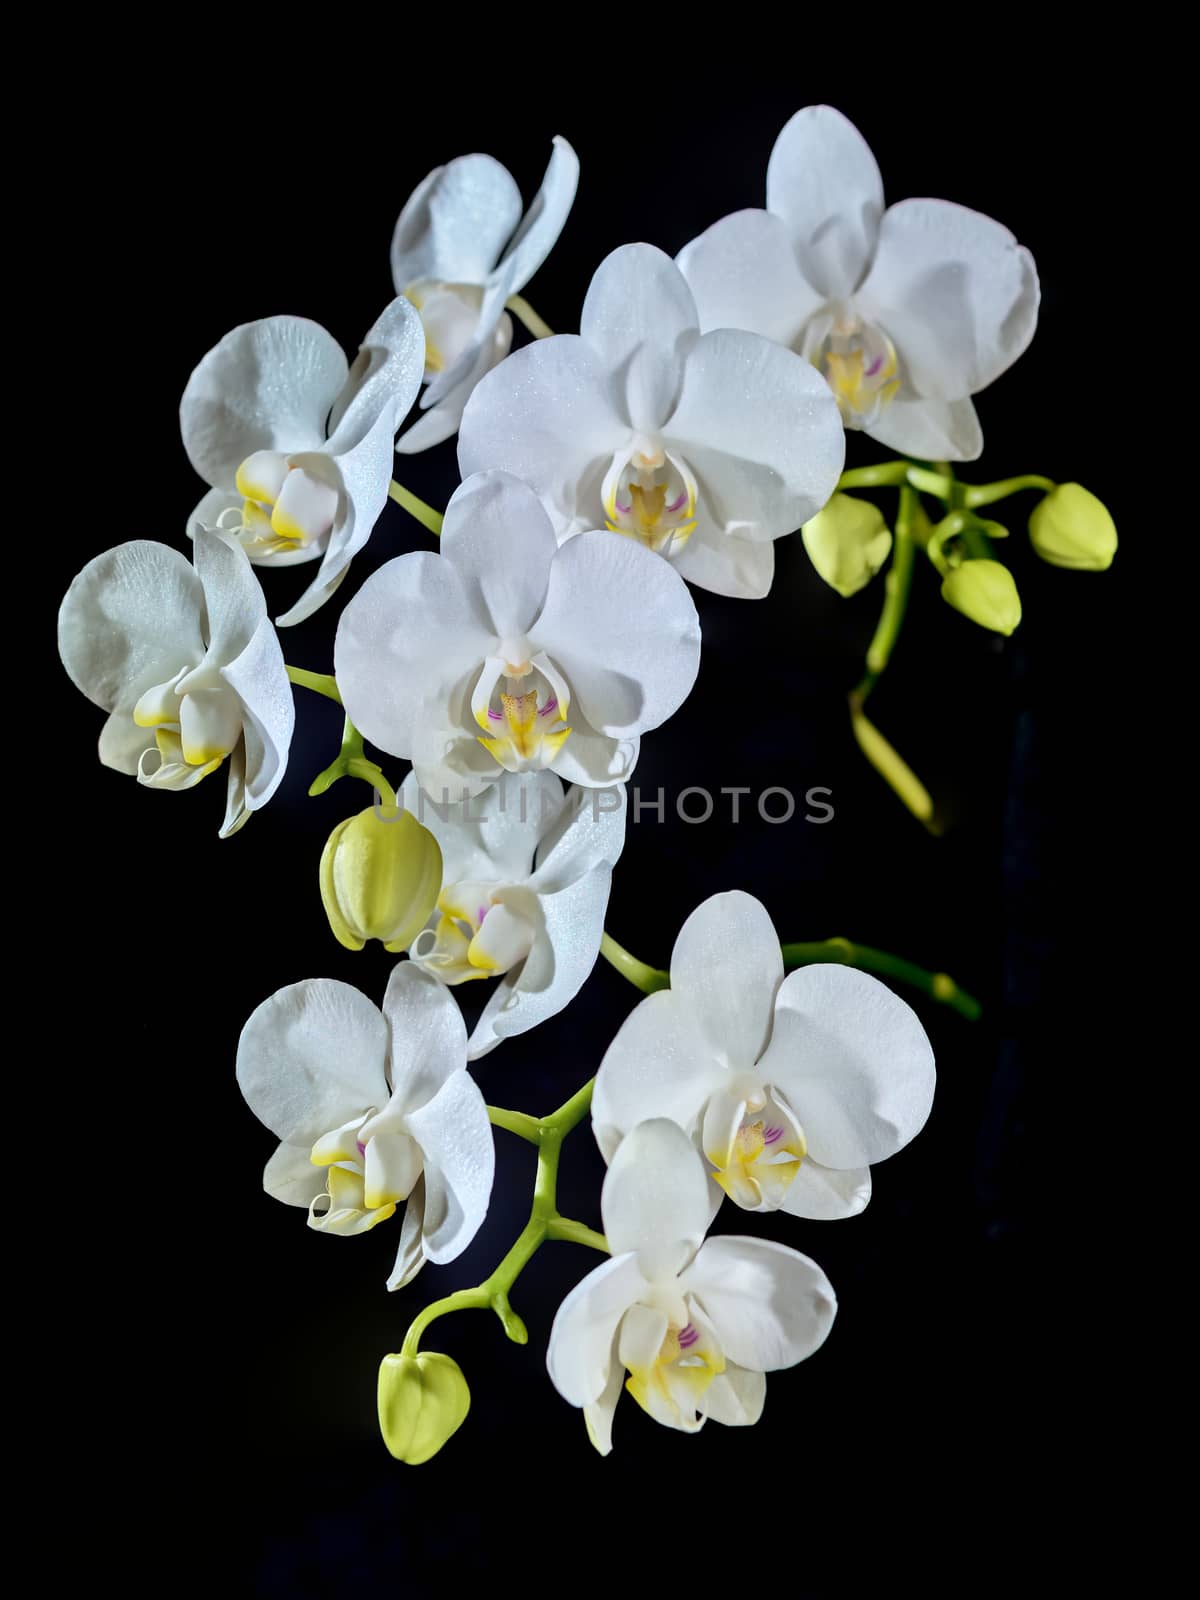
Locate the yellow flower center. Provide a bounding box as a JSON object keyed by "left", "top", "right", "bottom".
{"left": 802, "top": 305, "right": 901, "bottom": 429}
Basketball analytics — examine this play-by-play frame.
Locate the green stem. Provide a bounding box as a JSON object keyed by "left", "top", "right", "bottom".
{"left": 402, "top": 1079, "right": 606, "bottom": 1358}
{"left": 964, "top": 474, "right": 1055, "bottom": 510}
{"left": 601, "top": 934, "right": 979, "bottom": 1019}
{"left": 506, "top": 295, "right": 555, "bottom": 340}
{"left": 308, "top": 713, "right": 397, "bottom": 808}
{"left": 836, "top": 460, "right": 910, "bottom": 489}
{"left": 388, "top": 481, "right": 444, "bottom": 538}
{"left": 860, "top": 486, "right": 917, "bottom": 683}
{"left": 849, "top": 703, "right": 939, "bottom": 831}
{"left": 780, "top": 940, "right": 981, "bottom": 1021}
{"left": 285, "top": 666, "right": 342, "bottom": 705}
{"left": 599, "top": 932, "right": 670, "bottom": 995}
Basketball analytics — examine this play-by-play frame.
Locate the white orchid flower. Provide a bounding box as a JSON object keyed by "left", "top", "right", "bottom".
{"left": 548, "top": 1119, "right": 836, "bottom": 1453}
{"left": 181, "top": 297, "right": 425, "bottom": 625}
{"left": 335, "top": 469, "right": 700, "bottom": 795}
{"left": 236, "top": 964, "right": 494, "bottom": 1291}
{"left": 57, "top": 527, "right": 293, "bottom": 838}
{"left": 676, "top": 104, "right": 1040, "bottom": 461}
{"left": 392, "top": 137, "right": 579, "bottom": 455}
{"left": 401, "top": 771, "right": 625, "bottom": 1059}
{"left": 458, "top": 243, "right": 844, "bottom": 600}
{"left": 592, "top": 892, "right": 936, "bottom": 1220}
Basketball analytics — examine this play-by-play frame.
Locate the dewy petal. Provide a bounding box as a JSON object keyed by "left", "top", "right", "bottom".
{"left": 457, "top": 335, "right": 625, "bottom": 535}
{"left": 868, "top": 395, "right": 983, "bottom": 462}
{"left": 699, "top": 1363, "right": 767, "bottom": 1427}
{"left": 190, "top": 526, "right": 266, "bottom": 671}
{"left": 583, "top": 1359, "right": 625, "bottom": 1456}
{"left": 779, "top": 1158, "right": 872, "bottom": 1221}
{"left": 601, "top": 1119, "right": 712, "bottom": 1283}
{"left": 530, "top": 781, "right": 626, "bottom": 890}
{"left": 381, "top": 962, "right": 469, "bottom": 1113}
{"left": 683, "top": 1236, "right": 837, "bottom": 1370}
{"left": 58, "top": 542, "right": 204, "bottom": 715}
{"left": 670, "top": 891, "right": 783, "bottom": 1070}
{"left": 180, "top": 315, "right": 348, "bottom": 490}
{"left": 325, "top": 295, "right": 425, "bottom": 450}
{"left": 401, "top": 769, "right": 558, "bottom": 885}
{"left": 858, "top": 199, "right": 1040, "bottom": 402}
{"left": 466, "top": 866, "right": 612, "bottom": 1060}
{"left": 766, "top": 105, "right": 885, "bottom": 299}
{"left": 395, "top": 316, "right": 513, "bottom": 456}
{"left": 759, "top": 964, "right": 936, "bottom": 1169}
{"left": 403, "top": 1068, "right": 494, "bottom": 1264}
{"left": 263, "top": 1141, "right": 328, "bottom": 1208}
{"left": 221, "top": 615, "right": 293, "bottom": 809}
{"left": 334, "top": 551, "right": 488, "bottom": 760}
{"left": 387, "top": 1174, "right": 428, "bottom": 1290}
{"left": 550, "top": 714, "right": 639, "bottom": 790}
{"left": 671, "top": 525, "right": 776, "bottom": 601}
{"left": 676, "top": 209, "right": 822, "bottom": 345}
{"left": 592, "top": 990, "right": 722, "bottom": 1153}
{"left": 236, "top": 979, "right": 391, "bottom": 1145}
{"left": 391, "top": 153, "right": 523, "bottom": 294}
{"left": 440, "top": 471, "right": 559, "bottom": 639}
{"left": 530, "top": 532, "right": 700, "bottom": 737}
{"left": 666, "top": 329, "right": 844, "bottom": 543}
{"left": 98, "top": 711, "right": 155, "bottom": 776}
{"left": 547, "top": 1251, "right": 648, "bottom": 1407}
{"left": 579, "top": 244, "right": 698, "bottom": 403}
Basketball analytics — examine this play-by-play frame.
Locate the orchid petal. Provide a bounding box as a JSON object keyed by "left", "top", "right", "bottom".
{"left": 766, "top": 105, "right": 884, "bottom": 299}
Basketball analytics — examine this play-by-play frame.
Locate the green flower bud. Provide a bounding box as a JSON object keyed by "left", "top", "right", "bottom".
{"left": 1028, "top": 483, "right": 1117, "bottom": 571}
{"left": 801, "top": 494, "right": 893, "bottom": 598}
{"left": 378, "top": 1351, "right": 470, "bottom": 1464}
{"left": 941, "top": 559, "right": 1022, "bottom": 636}
{"left": 320, "top": 805, "right": 442, "bottom": 953}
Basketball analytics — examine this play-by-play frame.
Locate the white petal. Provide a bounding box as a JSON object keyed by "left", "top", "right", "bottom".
{"left": 469, "top": 900, "right": 535, "bottom": 973}
{"left": 391, "top": 153, "right": 522, "bottom": 292}
{"left": 466, "top": 866, "right": 611, "bottom": 1059}
{"left": 550, "top": 716, "right": 639, "bottom": 789}
{"left": 699, "top": 1362, "right": 766, "bottom": 1427}
{"left": 488, "top": 134, "right": 579, "bottom": 298}
{"left": 98, "top": 711, "right": 155, "bottom": 775}
{"left": 676, "top": 209, "right": 821, "bottom": 344}
{"left": 671, "top": 524, "right": 776, "bottom": 600}
{"left": 190, "top": 525, "right": 266, "bottom": 670}
{"left": 592, "top": 990, "right": 722, "bottom": 1151}
{"left": 547, "top": 1251, "right": 648, "bottom": 1406}
{"left": 780, "top": 1159, "right": 872, "bottom": 1221}
{"left": 387, "top": 1174, "right": 428, "bottom": 1290}
{"left": 394, "top": 316, "right": 512, "bottom": 455}
{"left": 180, "top": 315, "right": 348, "bottom": 489}
{"left": 858, "top": 200, "right": 1039, "bottom": 401}
{"left": 236, "top": 979, "right": 391, "bottom": 1145}
{"left": 402, "top": 768, "right": 558, "bottom": 884}
{"left": 530, "top": 532, "right": 700, "bottom": 736}
{"left": 666, "top": 329, "right": 844, "bottom": 542}
{"left": 457, "top": 335, "right": 625, "bottom": 533}
{"left": 58, "top": 542, "right": 204, "bottom": 714}
{"left": 326, "top": 295, "right": 425, "bottom": 450}
{"left": 766, "top": 105, "right": 884, "bottom": 299}
{"left": 220, "top": 615, "right": 293, "bottom": 809}
{"left": 583, "top": 1360, "right": 624, "bottom": 1456}
{"left": 381, "top": 962, "right": 468, "bottom": 1112}
{"left": 263, "top": 1142, "right": 327, "bottom": 1208}
{"left": 220, "top": 738, "right": 248, "bottom": 838}
{"left": 617, "top": 1302, "right": 668, "bottom": 1373}
{"left": 670, "top": 891, "right": 783, "bottom": 1070}
{"left": 868, "top": 395, "right": 983, "bottom": 462}
{"left": 580, "top": 244, "right": 698, "bottom": 416}
{"left": 403, "top": 1068, "right": 495, "bottom": 1264}
{"left": 601, "top": 1119, "right": 712, "bottom": 1282}
{"left": 334, "top": 551, "right": 487, "bottom": 759}
{"left": 441, "top": 471, "right": 559, "bottom": 638}
{"left": 530, "top": 781, "right": 626, "bottom": 889}
{"left": 759, "top": 964, "right": 936, "bottom": 1168}
{"left": 683, "top": 1236, "right": 837, "bottom": 1370}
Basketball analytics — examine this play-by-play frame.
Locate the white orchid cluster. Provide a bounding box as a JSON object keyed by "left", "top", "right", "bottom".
{"left": 56, "top": 106, "right": 1106, "bottom": 1463}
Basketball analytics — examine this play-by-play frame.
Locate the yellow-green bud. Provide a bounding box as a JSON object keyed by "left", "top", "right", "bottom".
{"left": 1028, "top": 483, "right": 1117, "bottom": 571}
{"left": 801, "top": 494, "right": 893, "bottom": 598}
{"left": 320, "top": 805, "right": 442, "bottom": 953}
{"left": 378, "top": 1351, "right": 470, "bottom": 1465}
{"left": 941, "top": 559, "right": 1022, "bottom": 637}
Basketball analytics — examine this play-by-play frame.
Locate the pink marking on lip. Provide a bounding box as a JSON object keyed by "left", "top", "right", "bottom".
{"left": 864, "top": 354, "right": 883, "bottom": 377}
{"left": 615, "top": 499, "right": 631, "bottom": 515}
{"left": 488, "top": 707, "right": 503, "bottom": 722}
{"left": 677, "top": 1323, "right": 699, "bottom": 1350}
{"left": 476, "top": 904, "right": 490, "bottom": 925}
{"left": 538, "top": 696, "right": 558, "bottom": 718}
{"left": 666, "top": 491, "right": 687, "bottom": 514}
{"left": 763, "top": 1125, "right": 784, "bottom": 1146}
{"left": 356, "top": 1140, "right": 367, "bottom": 1157}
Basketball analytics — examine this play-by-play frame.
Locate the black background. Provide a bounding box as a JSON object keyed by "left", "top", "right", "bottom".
{"left": 42, "top": 75, "right": 1127, "bottom": 1592}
